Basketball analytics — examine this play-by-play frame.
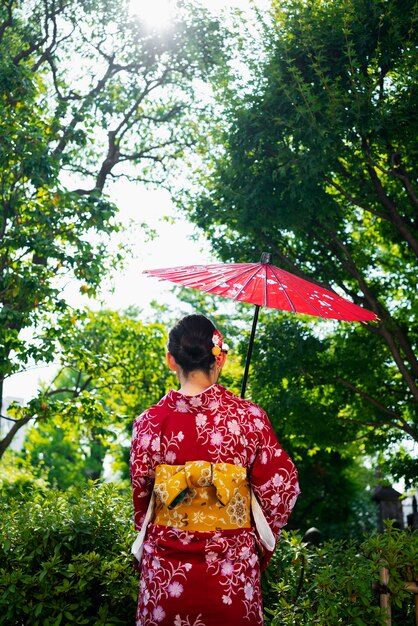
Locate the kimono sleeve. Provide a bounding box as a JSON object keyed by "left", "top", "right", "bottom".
{"left": 249, "top": 408, "right": 300, "bottom": 570}
{"left": 130, "top": 410, "right": 161, "bottom": 531}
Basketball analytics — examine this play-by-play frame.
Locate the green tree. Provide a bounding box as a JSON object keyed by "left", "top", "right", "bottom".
{"left": 10, "top": 308, "right": 176, "bottom": 484}
{"left": 0, "top": 0, "right": 228, "bottom": 454}
{"left": 183, "top": 0, "right": 418, "bottom": 481}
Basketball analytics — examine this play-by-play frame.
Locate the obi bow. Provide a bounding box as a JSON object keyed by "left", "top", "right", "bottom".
{"left": 154, "top": 461, "right": 248, "bottom": 509}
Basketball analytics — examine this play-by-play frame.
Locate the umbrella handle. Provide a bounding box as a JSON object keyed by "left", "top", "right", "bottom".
{"left": 241, "top": 305, "right": 260, "bottom": 398}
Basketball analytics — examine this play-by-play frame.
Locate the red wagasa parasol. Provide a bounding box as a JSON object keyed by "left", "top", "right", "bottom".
{"left": 145, "top": 252, "right": 377, "bottom": 397}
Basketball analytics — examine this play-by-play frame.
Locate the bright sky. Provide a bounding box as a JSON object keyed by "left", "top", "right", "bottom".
{"left": 129, "top": 0, "right": 235, "bottom": 28}
{"left": 129, "top": 0, "right": 266, "bottom": 23}
{"left": 4, "top": 0, "right": 263, "bottom": 402}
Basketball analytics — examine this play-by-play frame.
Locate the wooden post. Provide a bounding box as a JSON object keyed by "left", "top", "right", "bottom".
{"left": 404, "top": 583, "right": 418, "bottom": 625}
{"left": 376, "top": 571, "right": 418, "bottom": 625}
{"left": 380, "top": 567, "right": 391, "bottom": 626}
{"left": 415, "top": 593, "right": 418, "bottom": 626}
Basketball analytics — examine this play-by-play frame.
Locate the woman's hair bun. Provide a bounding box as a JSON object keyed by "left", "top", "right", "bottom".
{"left": 178, "top": 341, "right": 207, "bottom": 365}
{"left": 168, "top": 314, "right": 217, "bottom": 375}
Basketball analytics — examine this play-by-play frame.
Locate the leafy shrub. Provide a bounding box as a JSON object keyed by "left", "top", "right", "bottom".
{"left": 2, "top": 480, "right": 417, "bottom": 626}
{"left": 0, "top": 482, "right": 138, "bottom": 625}
{"left": 263, "top": 526, "right": 418, "bottom": 626}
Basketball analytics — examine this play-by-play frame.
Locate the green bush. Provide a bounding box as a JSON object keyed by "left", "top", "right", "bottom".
{"left": 263, "top": 526, "right": 418, "bottom": 626}
{"left": 0, "top": 482, "right": 138, "bottom": 625}
{"left": 1, "top": 480, "right": 417, "bottom": 626}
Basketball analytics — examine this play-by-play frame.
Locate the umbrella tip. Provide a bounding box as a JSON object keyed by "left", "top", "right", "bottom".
{"left": 260, "top": 252, "right": 272, "bottom": 264}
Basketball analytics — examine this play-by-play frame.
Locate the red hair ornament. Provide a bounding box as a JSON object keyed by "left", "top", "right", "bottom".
{"left": 211, "top": 330, "right": 229, "bottom": 356}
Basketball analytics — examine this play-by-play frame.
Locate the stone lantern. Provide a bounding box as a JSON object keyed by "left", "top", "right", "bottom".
{"left": 373, "top": 485, "right": 404, "bottom": 532}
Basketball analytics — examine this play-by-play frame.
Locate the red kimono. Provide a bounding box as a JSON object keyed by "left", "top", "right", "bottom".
{"left": 130, "top": 384, "right": 300, "bottom": 626}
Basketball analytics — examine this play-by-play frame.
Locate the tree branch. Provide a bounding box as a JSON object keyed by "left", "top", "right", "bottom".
{"left": 389, "top": 152, "right": 418, "bottom": 210}
{"left": 94, "top": 131, "right": 120, "bottom": 193}
{"left": 45, "top": 386, "right": 77, "bottom": 396}
{"left": 336, "top": 377, "right": 400, "bottom": 418}
{"left": 329, "top": 233, "right": 418, "bottom": 392}
{"left": 300, "top": 366, "right": 417, "bottom": 442}
{"left": 0, "top": 413, "right": 18, "bottom": 422}
{"left": 78, "top": 375, "right": 93, "bottom": 393}
{"left": 0, "top": 0, "right": 13, "bottom": 45}
{"left": 0, "top": 414, "right": 32, "bottom": 460}
{"left": 324, "top": 176, "right": 388, "bottom": 219}
{"left": 52, "top": 58, "right": 117, "bottom": 156}
{"left": 342, "top": 415, "right": 418, "bottom": 443}
{"left": 12, "top": 37, "right": 47, "bottom": 66}
{"left": 119, "top": 138, "right": 184, "bottom": 162}
{"left": 31, "top": 1, "right": 59, "bottom": 72}
{"left": 361, "top": 137, "right": 418, "bottom": 259}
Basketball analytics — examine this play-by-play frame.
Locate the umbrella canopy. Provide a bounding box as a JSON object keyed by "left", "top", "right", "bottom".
{"left": 145, "top": 253, "right": 377, "bottom": 396}
{"left": 145, "top": 256, "right": 375, "bottom": 323}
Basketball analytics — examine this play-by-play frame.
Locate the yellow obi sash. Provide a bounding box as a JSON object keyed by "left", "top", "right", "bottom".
{"left": 153, "top": 461, "right": 251, "bottom": 531}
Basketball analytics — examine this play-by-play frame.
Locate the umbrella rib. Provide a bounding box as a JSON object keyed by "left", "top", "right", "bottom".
{"left": 149, "top": 265, "right": 259, "bottom": 298}
{"left": 199, "top": 265, "right": 258, "bottom": 296}
{"left": 277, "top": 267, "right": 373, "bottom": 320}
{"left": 317, "top": 292, "right": 372, "bottom": 321}
{"left": 222, "top": 263, "right": 272, "bottom": 304}
{"left": 270, "top": 265, "right": 343, "bottom": 318}
{"left": 264, "top": 264, "right": 268, "bottom": 307}
{"left": 268, "top": 265, "right": 297, "bottom": 313}
{"left": 304, "top": 279, "right": 374, "bottom": 320}
{"left": 232, "top": 270, "right": 260, "bottom": 300}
